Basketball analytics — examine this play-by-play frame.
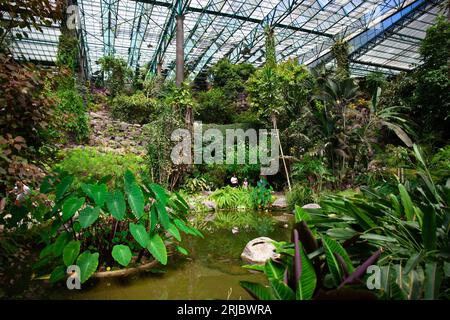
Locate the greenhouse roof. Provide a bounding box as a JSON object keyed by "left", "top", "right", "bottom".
{"left": 7, "top": 0, "right": 444, "bottom": 79}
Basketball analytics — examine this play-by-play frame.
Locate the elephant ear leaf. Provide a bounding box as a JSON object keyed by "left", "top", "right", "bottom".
{"left": 147, "top": 234, "right": 167, "bottom": 265}
{"left": 126, "top": 182, "right": 145, "bottom": 219}
{"left": 112, "top": 245, "right": 132, "bottom": 267}
{"left": 63, "top": 240, "right": 81, "bottom": 266}
{"left": 129, "top": 223, "right": 150, "bottom": 248}
{"left": 76, "top": 251, "right": 99, "bottom": 283}
{"left": 322, "top": 235, "right": 354, "bottom": 286}
{"left": 62, "top": 196, "right": 85, "bottom": 222}
{"left": 107, "top": 190, "right": 126, "bottom": 221}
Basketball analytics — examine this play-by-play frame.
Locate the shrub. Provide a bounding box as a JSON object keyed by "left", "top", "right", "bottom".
{"left": 209, "top": 186, "right": 252, "bottom": 210}
{"left": 111, "top": 92, "right": 158, "bottom": 124}
{"left": 53, "top": 147, "right": 145, "bottom": 187}
{"left": 54, "top": 87, "right": 90, "bottom": 143}
{"left": 98, "top": 55, "right": 133, "bottom": 97}
{"left": 0, "top": 53, "right": 56, "bottom": 196}
{"left": 194, "top": 88, "right": 234, "bottom": 124}
{"left": 143, "top": 103, "right": 184, "bottom": 189}
{"left": 250, "top": 178, "right": 273, "bottom": 210}
{"left": 286, "top": 184, "right": 315, "bottom": 209}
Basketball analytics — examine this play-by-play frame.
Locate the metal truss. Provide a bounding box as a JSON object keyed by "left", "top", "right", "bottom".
{"left": 6, "top": 0, "right": 443, "bottom": 78}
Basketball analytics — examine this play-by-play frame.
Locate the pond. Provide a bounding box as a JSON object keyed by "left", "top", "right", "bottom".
{"left": 48, "top": 211, "right": 293, "bottom": 300}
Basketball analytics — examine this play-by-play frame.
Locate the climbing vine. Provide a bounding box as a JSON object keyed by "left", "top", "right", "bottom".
{"left": 331, "top": 40, "right": 350, "bottom": 79}
{"left": 264, "top": 26, "right": 276, "bottom": 68}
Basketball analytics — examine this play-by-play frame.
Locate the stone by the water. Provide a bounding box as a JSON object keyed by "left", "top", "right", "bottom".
{"left": 241, "top": 237, "right": 280, "bottom": 265}
{"left": 302, "top": 203, "right": 321, "bottom": 209}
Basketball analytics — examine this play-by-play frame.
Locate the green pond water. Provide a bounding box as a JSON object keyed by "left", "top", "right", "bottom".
{"left": 49, "top": 211, "right": 292, "bottom": 300}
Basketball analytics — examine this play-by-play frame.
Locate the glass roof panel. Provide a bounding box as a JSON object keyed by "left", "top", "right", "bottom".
{"left": 2, "top": 0, "right": 444, "bottom": 78}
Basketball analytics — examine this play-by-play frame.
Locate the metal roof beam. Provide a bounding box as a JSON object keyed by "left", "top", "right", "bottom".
{"left": 306, "top": 0, "right": 437, "bottom": 71}
{"left": 146, "top": 0, "right": 190, "bottom": 75}
{"left": 100, "top": 0, "right": 120, "bottom": 56}
{"left": 184, "top": 0, "right": 266, "bottom": 80}
{"left": 351, "top": 59, "right": 411, "bottom": 72}
{"left": 128, "top": 2, "right": 154, "bottom": 71}
{"left": 347, "top": 0, "right": 440, "bottom": 67}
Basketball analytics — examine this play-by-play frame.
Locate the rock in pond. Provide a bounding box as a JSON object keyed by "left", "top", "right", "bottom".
{"left": 302, "top": 203, "right": 321, "bottom": 209}
{"left": 201, "top": 200, "right": 216, "bottom": 211}
{"left": 272, "top": 196, "right": 287, "bottom": 209}
{"left": 241, "top": 237, "right": 280, "bottom": 265}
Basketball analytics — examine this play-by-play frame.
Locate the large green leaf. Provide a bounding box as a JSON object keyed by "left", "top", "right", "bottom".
{"left": 78, "top": 206, "right": 101, "bottom": 228}
{"left": 53, "top": 232, "right": 70, "bottom": 257}
{"left": 294, "top": 205, "right": 311, "bottom": 223}
{"left": 297, "top": 244, "right": 317, "bottom": 300}
{"left": 63, "top": 240, "right": 81, "bottom": 266}
{"left": 62, "top": 196, "right": 85, "bottom": 222}
{"left": 167, "top": 223, "right": 181, "bottom": 241}
{"left": 106, "top": 190, "right": 126, "bottom": 221}
{"left": 424, "top": 262, "right": 442, "bottom": 300}
{"left": 149, "top": 183, "right": 168, "bottom": 205}
{"left": 55, "top": 176, "right": 74, "bottom": 201}
{"left": 150, "top": 205, "right": 158, "bottom": 233}
{"left": 264, "top": 260, "right": 284, "bottom": 281}
{"left": 112, "top": 244, "right": 132, "bottom": 267}
{"left": 344, "top": 201, "right": 376, "bottom": 230}
{"left": 126, "top": 183, "right": 145, "bottom": 219}
{"left": 129, "top": 223, "right": 150, "bottom": 248}
{"left": 39, "top": 243, "right": 55, "bottom": 259}
{"left": 322, "top": 235, "right": 354, "bottom": 286}
{"left": 50, "top": 265, "right": 66, "bottom": 283}
{"left": 175, "top": 245, "right": 188, "bottom": 256}
{"left": 156, "top": 202, "right": 170, "bottom": 230}
{"left": 398, "top": 184, "right": 414, "bottom": 221}
{"left": 76, "top": 251, "right": 99, "bottom": 283}
{"left": 422, "top": 207, "right": 437, "bottom": 251}
{"left": 240, "top": 281, "right": 273, "bottom": 300}
{"left": 82, "top": 183, "right": 108, "bottom": 208}
{"left": 147, "top": 233, "right": 167, "bottom": 265}
{"left": 124, "top": 170, "right": 137, "bottom": 190}
{"left": 270, "top": 279, "right": 295, "bottom": 300}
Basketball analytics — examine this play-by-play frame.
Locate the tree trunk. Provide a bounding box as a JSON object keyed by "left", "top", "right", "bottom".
{"left": 271, "top": 114, "right": 292, "bottom": 191}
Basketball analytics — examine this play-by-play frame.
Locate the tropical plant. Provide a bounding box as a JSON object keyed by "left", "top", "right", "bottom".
{"left": 209, "top": 186, "right": 251, "bottom": 210}
{"left": 54, "top": 147, "right": 145, "bottom": 187}
{"left": 26, "top": 170, "right": 202, "bottom": 284}
{"left": 291, "top": 154, "right": 334, "bottom": 191}
{"left": 313, "top": 145, "right": 450, "bottom": 299}
{"left": 194, "top": 88, "right": 234, "bottom": 124}
{"left": 111, "top": 92, "right": 158, "bottom": 124}
{"left": 182, "top": 176, "right": 209, "bottom": 194}
{"left": 143, "top": 103, "right": 185, "bottom": 189}
{"left": 98, "top": 55, "right": 133, "bottom": 97}
{"left": 250, "top": 178, "right": 273, "bottom": 210}
{"left": 330, "top": 40, "right": 350, "bottom": 80}
{"left": 240, "top": 206, "right": 382, "bottom": 300}
{"left": 286, "top": 184, "right": 315, "bottom": 210}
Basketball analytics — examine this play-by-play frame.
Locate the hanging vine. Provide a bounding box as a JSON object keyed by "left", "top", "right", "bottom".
{"left": 331, "top": 39, "right": 350, "bottom": 79}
